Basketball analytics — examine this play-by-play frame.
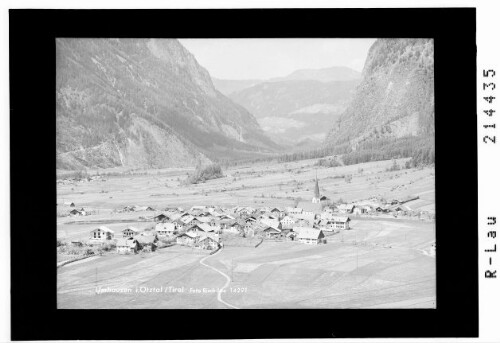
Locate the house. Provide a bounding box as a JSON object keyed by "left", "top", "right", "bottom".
{"left": 353, "top": 206, "right": 366, "bottom": 215}
{"left": 260, "top": 218, "right": 281, "bottom": 231}
{"left": 287, "top": 207, "right": 303, "bottom": 215}
{"left": 338, "top": 204, "right": 355, "bottom": 214}
{"left": 292, "top": 211, "right": 316, "bottom": 225}
{"left": 262, "top": 226, "right": 281, "bottom": 239}
{"left": 188, "top": 223, "right": 217, "bottom": 235}
{"left": 223, "top": 222, "right": 241, "bottom": 234}
{"left": 169, "top": 212, "right": 183, "bottom": 222}
{"left": 153, "top": 213, "right": 169, "bottom": 222}
{"left": 286, "top": 231, "right": 296, "bottom": 241}
{"left": 190, "top": 205, "right": 207, "bottom": 212}
{"left": 238, "top": 207, "right": 255, "bottom": 216}
{"left": 132, "top": 205, "right": 155, "bottom": 212}
{"left": 116, "top": 238, "right": 137, "bottom": 254}
{"left": 297, "top": 201, "right": 322, "bottom": 214}
{"left": 297, "top": 228, "right": 325, "bottom": 245}
{"left": 89, "top": 226, "right": 114, "bottom": 241}
{"left": 320, "top": 211, "right": 335, "bottom": 221}
{"left": 331, "top": 216, "right": 351, "bottom": 230}
{"left": 133, "top": 235, "right": 157, "bottom": 252}
{"left": 181, "top": 215, "right": 195, "bottom": 226}
{"left": 176, "top": 232, "right": 199, "bottom": 246}
{"left": 270, "top": 207, "right": 283, "bottom": 218}
{"left": 122, "top": 226, "right": 140, "bottom": 238}
{"left": 362, "top": 205, "right": 374, "bottom": 213}
{"left": 390, "top": 205, "right": 411, "bottom": 214}
{"left": 375, "top": 206, "right": 390, "bottom": 213}
{"left": 280, "top": 216, "right": 296, "bottom": 229}
{"left": 196, "top": 216, "right": 213, "bottom": 224}
{"left": 218, "top": 213, "right": 235, "bottom": 221}
{"left": 294, "top": 218, "right": 313, "bottom": 227}
{"left": 69, "top": 208, "right": 86, "bottom": 216}
{"left": 155, "top": 222, "right": 176, "bottom": 237}
{"left": 198, "top": 233, "right": 220, "bottom": 250}
{"left": 318, "top": 220, "right": 336, "bottom": 232}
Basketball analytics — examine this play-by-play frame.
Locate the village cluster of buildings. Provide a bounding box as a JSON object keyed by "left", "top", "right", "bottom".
{"left": 81, "top": 177, "right": 356, "bottom": 253}
{"left": 65, "top": 177, "right": 427, "bottom": 256}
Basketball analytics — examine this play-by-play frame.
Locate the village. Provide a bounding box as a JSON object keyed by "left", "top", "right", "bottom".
{"left": 56, "top": 158, "right": 436, "bottom": 309}
{"left": 57, "top": 175, "right": 431, "bottom": 262}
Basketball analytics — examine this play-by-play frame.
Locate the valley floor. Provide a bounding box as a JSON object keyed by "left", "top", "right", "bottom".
{"left": 57, "top": 157, "right": 436, "bottom": 309}
{"left": 57, "top": 217, "right": 435, "bottom": 309}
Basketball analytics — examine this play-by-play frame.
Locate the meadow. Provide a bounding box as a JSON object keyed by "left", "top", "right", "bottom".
{"left": 57, "top": 217, "right": 435, "bottom": 309}
{"left": 57, "top": 157, "right": 436, "bottom": 308}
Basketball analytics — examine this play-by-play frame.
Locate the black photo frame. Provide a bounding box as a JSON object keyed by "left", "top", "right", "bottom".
{"left": 10, "top": 8, "right": 477, "bottom": 340}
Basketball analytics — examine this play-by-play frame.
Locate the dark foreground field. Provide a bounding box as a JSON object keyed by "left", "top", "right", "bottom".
{"left": 57, "top": 218, "right": 435, "bottom": 309}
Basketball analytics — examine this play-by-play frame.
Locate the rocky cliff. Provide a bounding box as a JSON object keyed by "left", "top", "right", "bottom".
{"left": 56, "top": 39, "right": 278, "bottom": 170}
{"left": 325, "top": 39, "right": 434, "bottom": 150}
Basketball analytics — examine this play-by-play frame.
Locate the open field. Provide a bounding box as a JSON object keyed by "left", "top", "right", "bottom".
{"left": 57, "top": 217, "right": 435, "bottom": 309}
{"left": 57, "top": 157, "right": 435, "bottom": 308}
{"left": 57, "top": 157, "right": 435, "bottom": 239}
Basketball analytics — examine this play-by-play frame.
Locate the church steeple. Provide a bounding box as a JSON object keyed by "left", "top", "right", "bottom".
{"left": 312, "top": 170, "right": 321, "bottom": 203}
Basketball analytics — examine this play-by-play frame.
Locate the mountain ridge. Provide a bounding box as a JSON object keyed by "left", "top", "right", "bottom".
{"left": 324, "top": 38, "right": 435, "bottom": 165}
{"left": 56, "top": 38, "right": 279, "bottom": 170}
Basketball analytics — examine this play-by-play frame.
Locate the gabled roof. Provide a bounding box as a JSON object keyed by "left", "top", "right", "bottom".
{"left": 178, "top": 232, "right": 198, "bottom": 239}
{"left": 292, "top": 212, "right": 315, "bottom": 223}
{"left": 169, "top": 213, "right": 182, "bottom": 221}
{"left": 123, "top": 226, "right": 140, "bottom": 232}
{"left": 92, "top": 226, "right": 114, "bottom": 233}
{"left": 297, "top": 228, "right": 323, "bottom": 240}
{"left": 181, "top": 215, "right": 195, "bottom": 224}
{"left": 196, "top": 216, "right": 213, "bottom": 223}
{"left": 134, "top": 235, "right": 156, "bottom": 244}
{"left": 196, "top": 223, "right": 217, "bottom": 232}
{"left": 154, "top": 213, "right": 169, "bottom": 220}
{"left": 155, "top": 223, "right": 176, "bottom": 231}
{"left": 260, "top": 218, "right": 280, "bottom": 230}
{"left": 199, "top": 232, "right": 220, "bottom": 242}
{"left": 331, "top": 216, "right": 350, "bottom": 223}
{"left": 338, "top": 204, "right": 355, "bottom": 210}
{"left": 116, "top": 238, "right": 136, "bottom": 247}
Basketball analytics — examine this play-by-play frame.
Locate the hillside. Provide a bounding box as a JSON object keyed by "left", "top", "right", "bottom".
{"left": 325, "top": 39, "right": 435, "bottom": 165}
{"left": 211, "top": 78, "right": 263, "bottom": 96}
{"left": 269, "top": 66, "right": 360, "bottom": 83}
{"left": 56, "top": 39, "right": 278, "bottom": 170}
{"left": 229, "top": 79, "right": 359, "bottom": 146}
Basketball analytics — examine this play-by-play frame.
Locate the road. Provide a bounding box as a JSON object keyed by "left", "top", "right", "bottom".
{"left": 199, "top": 247, "right": 239, "bottom": 309}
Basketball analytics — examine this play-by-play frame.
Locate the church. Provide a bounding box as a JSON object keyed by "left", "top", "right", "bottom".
{"left": 296, "top": 173, "right": 329, "bottom": 214}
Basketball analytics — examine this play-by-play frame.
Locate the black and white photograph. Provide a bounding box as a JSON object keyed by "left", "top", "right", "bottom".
{"left": 55, "top": 37, "right": 436, "bottom": 310}
{"left": 7, "top": 4, "right": 489, "bottom": 341}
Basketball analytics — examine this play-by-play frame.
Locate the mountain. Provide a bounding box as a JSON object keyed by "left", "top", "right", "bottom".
{"left": 212, "top": 66, "right": 360, "bottom": 97}
{"left": 211, "top": 78, "right": 263, "bottom": 96}
{"left": 324, "top": 38, "right": 434, "bottom": 163}
{"left": 56, "top": 39, "right": 278, "bottom": 170}
{"left": 229, "top": 79, "right": 359, "bottom": 146}
{"left": 269, "top": 66, "right": 361, "bottom": 83}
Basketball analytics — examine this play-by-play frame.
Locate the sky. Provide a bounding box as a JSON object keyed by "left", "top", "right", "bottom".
{"left": 179, "top": 38, "right": 377, "bottom": 80}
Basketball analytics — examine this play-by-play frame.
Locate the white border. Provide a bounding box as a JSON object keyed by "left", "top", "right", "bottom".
{"left": 2, "top": 1, "right": 499, "bottom": 342}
